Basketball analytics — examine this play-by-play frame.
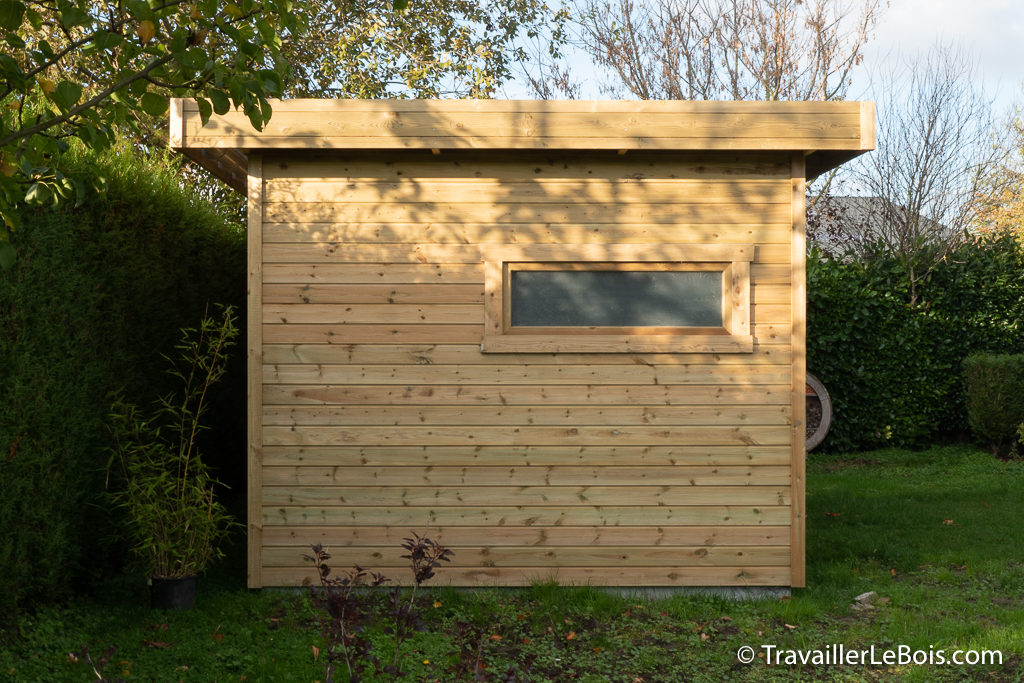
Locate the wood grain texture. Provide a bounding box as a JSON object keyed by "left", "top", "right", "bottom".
{"left": 261, "top": 405, "right": 792, "bottom": 427}
{"left": 261, "top": 485, "right": 791, "bottom": 507}
{"left": 261, "top": 262, "right": 791, "bottom": 285}
{"left": 262, "top": 425, "right": 792, "bottom": 447}
{"left": 260, "top": 565, "right": 791, "bottom": 587}
{"left": 259, "top": 343, "right": 792, "bottom": 366}
{"left": 263, "top": 179, "right": 791, "bottom": 205}
{"left": 262, "top": 203, "right": 793, "bottom": 226}
{"left": 247, "top": 154, "right": 263, "bottom": 588}
{"left": 261, "top": 384, "right": 793, "bottom": 407}
{"left": 261, "top": 222, "right": 793, "bottom": 245}
{"left": 262, "top": 545, "right": 790, "bottom": 568}
{"left": 223, "top": 127, "right": 833, "bottom": 587}
{"left": 261, "top": 445, "right": 793, "bottom": 467}
{"left": 261, "top": 525, "right": 791, "bottom": 547}
{"left": 790, "top": 154, "right": 808, "bottom": 587}
{"left": 262, "top": 464, "right": 792, "bottom": 486}
{"left": 262, "top": 505, "right": 790, "bottom": 527}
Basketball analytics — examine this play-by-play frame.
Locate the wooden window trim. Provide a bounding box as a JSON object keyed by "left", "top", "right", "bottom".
{"left": 482, "top": 244, "right": 753, "bottom": 353}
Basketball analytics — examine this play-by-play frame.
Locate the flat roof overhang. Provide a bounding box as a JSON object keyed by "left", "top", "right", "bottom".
{"left": 170, "top": 98, "right": 875, "bottom": 193}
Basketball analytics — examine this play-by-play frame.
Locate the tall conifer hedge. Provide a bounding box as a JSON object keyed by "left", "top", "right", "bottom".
{"left": 0, "top": 144, "right": 244, "bottom": 625}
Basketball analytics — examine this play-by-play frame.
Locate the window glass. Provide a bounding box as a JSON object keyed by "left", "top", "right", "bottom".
{"left": 509, "top": 269, "right": 722, "bottom": 327}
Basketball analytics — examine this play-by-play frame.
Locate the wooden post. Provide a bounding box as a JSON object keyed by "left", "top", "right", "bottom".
{"left": 790, "top": 153, "right": 807, "bottom": 587}
{"left": 247, "top": 153, "right": 264, "bottom": 588}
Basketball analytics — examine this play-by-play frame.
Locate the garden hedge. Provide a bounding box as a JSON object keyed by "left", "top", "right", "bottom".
{"left": 807, "top": 232, "right": 1024, "bottom": 452}
{"left": 0, "top": 144, "right": 245, "bottom": 629}
{"left": 963, "top": 353, "right": 1024, "bottom": 456}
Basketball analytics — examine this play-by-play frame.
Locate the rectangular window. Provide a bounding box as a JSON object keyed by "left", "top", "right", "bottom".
{"left": 509, "top": 266, "right": 723, "bottom": 328}
{"left": 482, "top": 244, "right": 753, "bottom": 353}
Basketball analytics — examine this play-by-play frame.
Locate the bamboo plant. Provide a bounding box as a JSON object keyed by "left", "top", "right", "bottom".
{"left": 107, "top": 305, "right": 239, "bottom": 579}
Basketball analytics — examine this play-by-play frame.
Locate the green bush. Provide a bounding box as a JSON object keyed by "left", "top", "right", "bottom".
{"left": 807, "top": 232, "right": 1024, "bottom": 452}
{"left": 963, "top": 353, "right": 1024, "bottom": 456}
{"left": 0, "top": 142, "right": 244, "bottom": 630}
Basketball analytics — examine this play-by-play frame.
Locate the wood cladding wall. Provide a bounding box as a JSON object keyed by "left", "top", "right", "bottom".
{"left": 251, "top": 149, "right": 802, "bottom": 588}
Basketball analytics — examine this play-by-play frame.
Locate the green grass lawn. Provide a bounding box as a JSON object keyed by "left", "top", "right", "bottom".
{"left": 2, "top": 445, "right": 1022, "bottom": 682}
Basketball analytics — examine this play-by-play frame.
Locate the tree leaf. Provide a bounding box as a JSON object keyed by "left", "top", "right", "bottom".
{"left": 5, "top": 30, "right": 25, "bottom": 48}
{"left": 59, "top": 5, "right": 89, "bottom": 29}
{"left": 208, "top": 88, "right": 230, "bottom": 115}
{"left": 245, "top": 104, "right": 263, "bottom": 131}
{"left": 195, "top": 97, "right": 212, "bottom": 125}
{"left": 0, "top": 0, "right": 24, "bottom": 31}
{"left": 140, "top": 92, "right": 168, "bottom": 117}
{"left": 392, "top": 0, "right": 409, "bottom": 10}
{"left": 181, "top": 46, "right": 208, "bottom": 71}
{"left": 51, "top": 81, "right": 83, "bottom": 112}
{"left": 136, "top": 19, "right": 156, "bottom": 45}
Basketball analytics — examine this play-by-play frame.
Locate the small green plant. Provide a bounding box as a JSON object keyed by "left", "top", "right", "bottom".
{"left": 106, "top": 305, "right": 239, "bottom": 579}
{"left": 963, "top": 353, "right": 1024, "bottom": 457}
{"left": 306, "top": 532, "right": 453, "bottom": 682}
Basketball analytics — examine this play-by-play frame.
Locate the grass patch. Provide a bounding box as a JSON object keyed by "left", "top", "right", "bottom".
{"left": 2, "top": 445, "right": 1022, "bottom": 681}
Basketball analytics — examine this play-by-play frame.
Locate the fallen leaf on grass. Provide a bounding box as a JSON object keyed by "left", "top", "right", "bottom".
{"left": 942, "top": 519, "right": 960, "bottom": 526}
{"left": 720, "top": 616, "right": 732, "bottom": 622}
{"left": 566, "top": 632, "right": 576, "bottom": 640}
{"left": 700, "top": 633, "right": 710, "bottom": 641}
{"left": 212, "top": 632, "right": 223, "bottom": 642}
{"left": 143, "top": 640, "right": 172, "bottom": 649}
{"left": 891, "top": 569, "right": 897, "bottom": 577}
{"left": 433, "top": 601, "right": 443, "bottom": 608}
{"left": 784, "top": 624, "right": 797, "bottom": 630}
{"left": 312, "top": 645, "right": 320, "bottom": 662}
{"left": 489, "top": 634, "right": 502, "bottom": 641}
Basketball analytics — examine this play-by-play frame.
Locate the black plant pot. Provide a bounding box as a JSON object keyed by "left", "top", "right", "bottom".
{"left": 150, "top": 576, "right": 197, "bottom": 610}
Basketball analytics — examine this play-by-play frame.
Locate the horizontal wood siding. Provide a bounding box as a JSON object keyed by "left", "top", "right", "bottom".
{"left": 258, "top": 150, "right": 795, "bottom": 587}
{"left": 180, "top": 100, "right": 869, "bottom": 155}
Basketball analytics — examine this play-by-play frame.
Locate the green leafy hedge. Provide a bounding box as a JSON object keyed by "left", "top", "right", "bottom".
{"left": 807, "top": 232, "right": 1024, "bottom": 452}
{"left": 963, "top": 354, "right": 1024, "bottom": 456}
{"left": 0, "top": 143, "right": 244, "bottom": 628}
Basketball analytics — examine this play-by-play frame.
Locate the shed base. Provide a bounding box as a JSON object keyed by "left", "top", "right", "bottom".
{"left": 607, "top": 586, "right": 792, "bottom": 601}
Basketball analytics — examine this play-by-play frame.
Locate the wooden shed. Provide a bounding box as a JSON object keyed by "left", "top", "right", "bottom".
{"left": 170, "top": 99, "right": 874, "bottom": 589}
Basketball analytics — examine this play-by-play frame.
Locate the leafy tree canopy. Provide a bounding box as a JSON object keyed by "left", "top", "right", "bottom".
{"left": 0, "top": 0, "right": 307, "bottom": 266}
{"left": 974, "top": 106, "right": 1024, "bottom": 236}
{"left": 0, "top": 0, "right": 563, "bottom": 266}
{"left": 283, "top": 0, "right": 563, "bottom": 99}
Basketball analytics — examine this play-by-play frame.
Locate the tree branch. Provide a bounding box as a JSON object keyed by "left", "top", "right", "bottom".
{"left": 0, "top": 51, "right": 175, "bottom": 149}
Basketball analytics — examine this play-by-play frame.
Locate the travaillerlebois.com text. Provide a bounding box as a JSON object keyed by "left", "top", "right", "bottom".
{"left": 735, "top": 644, "right": 1003, "bottom": 667}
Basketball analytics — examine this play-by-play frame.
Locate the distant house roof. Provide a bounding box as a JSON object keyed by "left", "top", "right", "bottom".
{"left": 807, "top": 195, "right": 952, "bottom": 256}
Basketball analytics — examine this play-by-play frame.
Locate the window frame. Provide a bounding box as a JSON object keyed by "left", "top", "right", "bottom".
{"left": 482, "top": 244, "right": 753, "bottom": 353}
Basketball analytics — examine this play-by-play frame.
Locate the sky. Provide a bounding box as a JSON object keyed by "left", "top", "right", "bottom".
{"left": 851, "top": 0, "right": 1024, "bottom": 113}
{"left": 507, "top": 0, "right": 1024, "bottom": 113}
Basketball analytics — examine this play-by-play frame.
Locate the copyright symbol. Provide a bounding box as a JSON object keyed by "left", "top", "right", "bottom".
{"left": 737, "top": 645, "right": 756, "bottom": 664}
